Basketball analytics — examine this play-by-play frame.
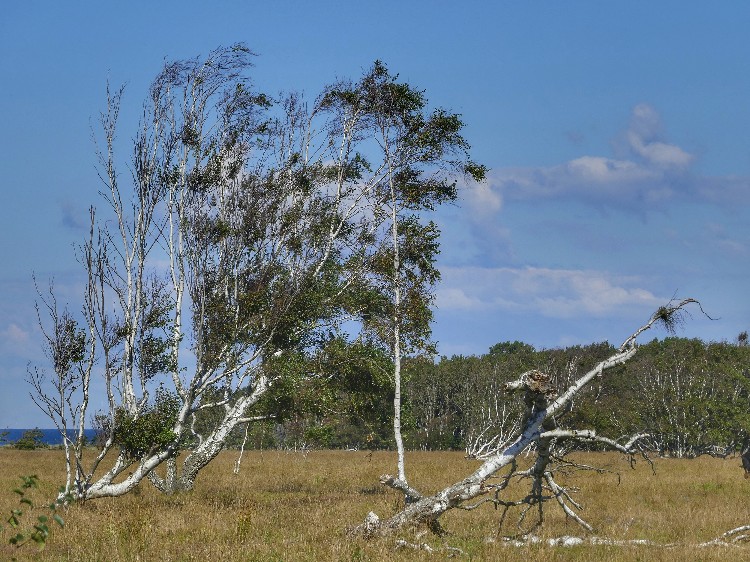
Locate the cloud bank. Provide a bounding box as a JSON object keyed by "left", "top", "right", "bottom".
{"left": 465, "top": 104, "right": 749, "bottom": 214}
{"left": 436, "top": 266, "right": 662, "bottom": 319}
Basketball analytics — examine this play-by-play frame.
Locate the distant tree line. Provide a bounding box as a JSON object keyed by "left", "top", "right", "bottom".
{"left": 202, "top": 336, "right": 750, "bottom": 458}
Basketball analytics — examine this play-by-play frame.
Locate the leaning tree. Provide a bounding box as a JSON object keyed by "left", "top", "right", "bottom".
{"left": 353, "top": 299, "right": 708, "bottom": 536}
{"left": 28, "top": 45, "right": 482, "bottom": 499}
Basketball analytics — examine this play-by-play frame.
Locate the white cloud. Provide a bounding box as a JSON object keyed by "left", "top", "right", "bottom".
{"left": 627, "top": 133, "right": 693, "bottom": 169}
{"left": 464, "top": 104, "right": 749, "bottom": 217}
{"left": 465, "top": 181, "right": 503, "bottom": 214}
{"left": 566, "top": 156, "right": 642, "bottom": 183}
{"left": 625, "top": 105, "right": 693, "bottom": 169}
{"left": 1, "top": 323, "right": 29, "bottom": 346}
{"left": 629, "top": 103, "right": 662, "bottom": 139}
{"left": 470, "top": 155, "right": 670, "bottom": 212}
{"left": 436, "top": 266, "right": 662, "bottom": 319}
{"left": 436, "top": 288, "right": 480, "bottom": 310}
{"left": 0, "top": 322, "right": 36, "bottom": 359}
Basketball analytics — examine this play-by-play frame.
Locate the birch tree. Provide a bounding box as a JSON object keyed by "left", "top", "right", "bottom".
{"left": 635, "top": 338, "right": 750, "bottom": 457}
{"left": 352, "top": 299, "right": 707, "bottom": 536}
{"left": 29, "top": 46, "right": 481, "bottom": 500}
{"left": 325, "top": 61, "right": 485, "bottom": 488}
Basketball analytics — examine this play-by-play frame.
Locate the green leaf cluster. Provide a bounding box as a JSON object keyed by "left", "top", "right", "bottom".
{"left": 2, "top": 475, "right": 72, "bottom": 554}
{"left": 112, "top": 389, "right": 180, "bottom": 459}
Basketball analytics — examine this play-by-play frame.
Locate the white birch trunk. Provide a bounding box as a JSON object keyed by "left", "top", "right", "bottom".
{"left": 390, "top": 187, "right": 407, "bottom": 484}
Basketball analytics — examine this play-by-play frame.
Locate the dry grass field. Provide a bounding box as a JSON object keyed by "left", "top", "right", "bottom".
{"left": 1, "top": 448, "right": 749, "bottom": 561}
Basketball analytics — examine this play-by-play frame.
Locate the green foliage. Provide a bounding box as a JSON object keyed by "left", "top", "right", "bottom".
{"left": 630, "top": 338, "right": 750, "bottom": 457}
{"left": 315, "top": 338, "right": 395, "bottom": 443}
{"left": 190, "top": 338, "right": 397, "bottom": 451}
{"left": 49, "top": 312, "right": 86, "bottom": 378}
{"left": 463, "top": 161, "right": 487, "bottom": 182}
{"left": 262, "top": 338, "right": 395, "bottom": 449}
{"left": 1, "top": 475, "right": 72, "bottom": 554}
{"left": 33, "top": 45, "right": 494, "bottom": 497}
{"left": 303, "top": 424, "right": 335, "bottom": 448}
{"left": 488, "top": 340, "right": 536, "bottom": 358}
{"left": 136, "top": 277, "right": 179, "bottom": 381}
{"left": 13, "top": 429, "right": 46, "bottom": 451}
{"left": 322, "top": 60, "right": 484, "bottom": 361}
{"left": 402, "top": 337, "right": 750, "bottom": 455}
{"left": 113, "top": 389, "right": 180, "bottom": 459}
{"left": 150, "top": 334, "right": 750, "bottom": 455}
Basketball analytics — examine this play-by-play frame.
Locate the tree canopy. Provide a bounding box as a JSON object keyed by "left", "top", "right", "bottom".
{"left": 29, "top": 44, "right": 483, "bottom": 500}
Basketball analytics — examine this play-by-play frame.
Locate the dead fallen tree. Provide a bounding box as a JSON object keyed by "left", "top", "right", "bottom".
{"left": 499, "top": 524, "right": 750, "bottom": 549}
{"left": 698, "top": 525, "right": 750, "bottom": 547}
{"left": 352, "top": 298, "right": 706, "bottom": 537}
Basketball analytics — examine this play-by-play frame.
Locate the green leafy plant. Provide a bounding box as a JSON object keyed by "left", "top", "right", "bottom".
{"left": 112, "top": 389, "right": 180, "bottom": 460}
{"left": 2, "top": 474, "right": 73, "bottom": 554}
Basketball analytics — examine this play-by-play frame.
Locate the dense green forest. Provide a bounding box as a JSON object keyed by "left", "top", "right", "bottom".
{"left": 215, "top": 337, "right": 750, "bottom": 458}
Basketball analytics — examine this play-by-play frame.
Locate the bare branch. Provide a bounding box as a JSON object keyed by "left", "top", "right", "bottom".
{"left": 379, "top": 475, "right": 423, "bottom": 503}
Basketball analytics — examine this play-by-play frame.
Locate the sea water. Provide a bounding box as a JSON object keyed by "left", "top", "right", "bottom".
{"left": 1, "top": 428, "right": 98, "bottom": 446}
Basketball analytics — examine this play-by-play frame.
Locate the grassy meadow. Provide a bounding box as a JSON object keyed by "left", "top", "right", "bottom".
{"left": 1, "top": 448, "right": 749, "bottom": 561}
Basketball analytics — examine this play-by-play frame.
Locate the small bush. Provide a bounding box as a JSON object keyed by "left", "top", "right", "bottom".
{"left": 112, "top": 390, "right": 179, "bottom": 459}
{"left": 14, "top": 429, "right": 46, "bottom": 451}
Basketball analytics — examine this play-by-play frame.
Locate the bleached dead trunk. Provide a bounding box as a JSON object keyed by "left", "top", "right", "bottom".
{"left": 352, "top": 299, "right": 701, "bottom": 536}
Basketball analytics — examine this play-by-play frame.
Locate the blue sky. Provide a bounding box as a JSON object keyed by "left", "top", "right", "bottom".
{"left": 1, "top": 2, "right": 748, "bottom": 427}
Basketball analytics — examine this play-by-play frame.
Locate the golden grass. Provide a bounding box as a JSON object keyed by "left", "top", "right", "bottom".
{"left": 1, "top": 448, "right": 749, "bottom": 561}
